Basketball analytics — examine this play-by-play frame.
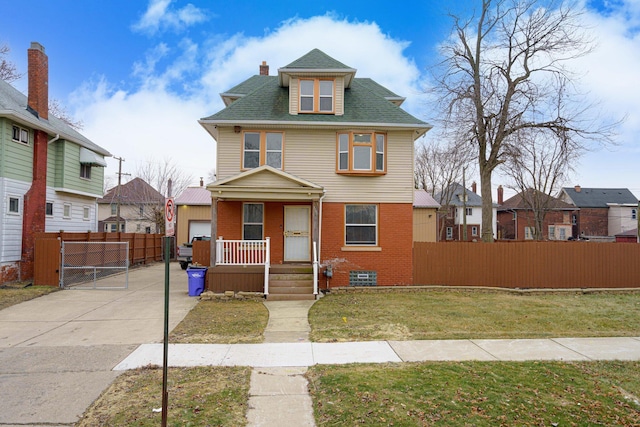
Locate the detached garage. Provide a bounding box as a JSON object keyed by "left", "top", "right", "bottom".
{"left": 175, "top": 183, "right": 212, "bottom": 246}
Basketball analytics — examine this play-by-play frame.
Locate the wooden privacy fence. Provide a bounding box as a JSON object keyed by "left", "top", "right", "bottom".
{"left": 413, "top": 241, "right": 640, "bottom": 288}
{"left": 34, "top": 232, "right": 164, "bottom": 286}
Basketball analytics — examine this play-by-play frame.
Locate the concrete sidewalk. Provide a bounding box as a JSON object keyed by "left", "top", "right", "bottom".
{"left": 0, "top": 262, "right": 197, "bottom": 427}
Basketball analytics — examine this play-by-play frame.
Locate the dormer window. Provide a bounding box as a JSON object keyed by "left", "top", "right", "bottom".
{"left": 299, "top": 79, "right": 334, "bottom": 113}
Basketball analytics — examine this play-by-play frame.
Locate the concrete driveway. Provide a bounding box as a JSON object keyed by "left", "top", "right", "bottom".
{"left": 0, "top": 262, "right": 197, "bottom": 426}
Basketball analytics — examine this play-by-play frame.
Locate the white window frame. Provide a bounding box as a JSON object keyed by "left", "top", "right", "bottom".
{"left": 243, "top": 203, "right": 264, "bottom": 240}
{"left": 632, "top": 209, "right": 637, "bottom": 220}
{"left": 12, "top": 125, "right": 29, "bottom": 144}
{"left": 471, "top": 226, "right": 478, "bottom": 236}
{"left": 446, "top": 226, "right": 453, "bottom": 240}
{"left": 80, "top": 163, "right": 91, "bottom": 179}
{"left": 63, "top": 203, "right": 72, "bottom": 219}
{"left": 111, "top": 204, "right": 117, "bottom": 215}
{"left": 8, "top": 195, "right": 20, "bottom": 215}
{"left": 345, "top": 204, "right": 378, "bottom": 246}
{"left": 559, "top": 227, "right": 567, "bottom": 240}
{"left": 524, "top": 226, "right": 534, "bottom": 240}
{"left": 465, "top": 207, "right": 473, "bottom": 216}
{"left": 548, "top": 225, "right": 556, "bottom": 240}
{"left": 83, "top": 206, "right": 90, "bottom": 221}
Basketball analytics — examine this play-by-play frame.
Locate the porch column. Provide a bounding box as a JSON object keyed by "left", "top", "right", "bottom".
{"left": 210, "top": 197, "right": 218, "bottom": 267}
{"left": 312, "top": 199, "right": 320, "bottom": 251}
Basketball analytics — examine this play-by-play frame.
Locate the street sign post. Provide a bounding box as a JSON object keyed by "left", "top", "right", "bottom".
{"left": 165, "top": 198, "right": 175, "bottom": 237}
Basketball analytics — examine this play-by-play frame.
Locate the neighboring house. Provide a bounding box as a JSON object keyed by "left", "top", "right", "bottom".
{"left": 615, "top": 228, "right": 638, "bottom": 243}
{"left": 434, "top": 182, "right": 497, "bottom": 241}
{"left": 0, "top": 42, "right": 110, "bottom": 284}
{"left": 413, "top": 190, "right": 440, "bottom": 242}
{"left": 175, "top": 180, "right": 212, "bottom": 246}
{"left": 97, "top": 177, "right": 164, "bottom": 233}
{"left": 198, "top": 49, "right": 431, "bottom": 291}
{"left": 559, "top": 186, "right": 638, "bottom": 238}
{"left": 497, "top": 188, "right": 578, "bottom": 240}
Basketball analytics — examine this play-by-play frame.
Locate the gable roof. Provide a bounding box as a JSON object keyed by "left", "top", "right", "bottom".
{"left": 282, "top": 48, "right": 352, "bottom": 70}
{"left": 499, "top": 189, "right": 577, "bottom": 211}
{"left": 98, "top": 177, "right": 164, "bottom": 205}
{"left": 0, "top": 79, "right": 110, "bottom": 156}
{"left": 175, "top": 186, "right": 211, "bottom": 206}
{"left": 561, "top": 187, "right": 638, "bottom": 208}
{"left": 434, "top": 183, "right": 485, "bottom": 207}
{"left": 414, "top": 190, "right": 440, "bottom": 208}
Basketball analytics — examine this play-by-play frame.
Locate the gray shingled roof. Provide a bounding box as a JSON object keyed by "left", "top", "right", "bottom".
{"left": 434, "top": 182, "right": 496, "bottom": 207}
{"left": 499, "top": 189, "right": 577, "bottom": 211}
{"left": 202, "top": 76, "right": 427, "bottom": 126}
{"left": 282, "top": 48, "right": 352, "bottom": 70}
{"left": 0, "top": 79, "right": 110, "bottom": 156}
{"left": 561, "top": 187, "right": 638, "bottom": 208}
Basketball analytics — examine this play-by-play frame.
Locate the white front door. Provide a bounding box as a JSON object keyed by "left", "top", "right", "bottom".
{"left": 284, "top": 206, "right": 310, "bottom": 262}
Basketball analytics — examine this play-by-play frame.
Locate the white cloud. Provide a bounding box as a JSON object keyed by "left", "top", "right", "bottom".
{"left": 132, "top": 0, "right": 208, "bottom": 35}
{"left": 71, "top": 15, "right": 424, "bottom": 191}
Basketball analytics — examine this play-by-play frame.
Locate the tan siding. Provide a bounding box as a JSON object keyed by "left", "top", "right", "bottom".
{"left": 335, "top": 77, "right": 344, "bottom": 116}
{"left": 289, "top": 77, "right": 299, "bottom": 115}
{"left": 176, "top": 205, "right": 211, "bottom": 245}
{"left": 413, "top": 208, "right": 438, "bottom": 242}
{"left": 217, "top": 127, "right": 242, "bottom": 180}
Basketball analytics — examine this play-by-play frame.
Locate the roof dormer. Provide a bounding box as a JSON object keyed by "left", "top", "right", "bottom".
{"left": 278, "top": 49, "right": 356, "bottom": 117}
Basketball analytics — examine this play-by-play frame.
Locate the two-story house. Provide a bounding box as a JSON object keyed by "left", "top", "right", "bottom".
{"left": 198, "top": 49, "right": 431, "bottom": 297}
{"left": 434, "top": 182, "right": 497, "bottom": 241}
{"left": 97, "top": 177, "right": 165, "bottom": 234}
{"left": 559, "top": 186, "right": 638, "bottom": 238}
{"left": 497, "top": 188, "right": 578, "bottom": 240}
{"left": 0, "top": 42, "right": 110, "bottom": 284}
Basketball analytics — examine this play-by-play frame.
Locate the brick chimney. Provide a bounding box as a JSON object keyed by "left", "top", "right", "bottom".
{"left": 471, "top": 181, "right": 477, "bottom": 194}
{"left": 21, "top": 42, "right": 50, "bottom": 280}
{"left": 259, "top": 61, "right": 269, "bottom": 76}
{"left": 574, "top": 185, "right": 581, "bottom": 193}
{"left": 27, "top": 42, "right": 48, "bottom": 120}
{"left": 497, "top": 185, "right": 504, "bottom": 205}
{"left": 200, "top": 177, "right": 204, "bottom": 187}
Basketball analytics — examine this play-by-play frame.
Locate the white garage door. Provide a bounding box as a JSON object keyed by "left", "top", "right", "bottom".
{"left": 189, "top": 221, "right": 211, "bottom": 241}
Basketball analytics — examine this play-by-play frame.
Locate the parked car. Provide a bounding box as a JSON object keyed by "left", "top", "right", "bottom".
{"left": 177, "top": 236, "right": 210, "bottom": 270}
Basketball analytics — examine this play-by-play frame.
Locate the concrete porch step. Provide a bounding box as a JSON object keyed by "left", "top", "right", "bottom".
{"left": 269, "top": 285, "right": 314, "bottom": 294}
{"left": 266, "top": 294, "right": 316, "bottom": 301}
{"left": 270, "top": 273, "right": 314, "bottom": 281}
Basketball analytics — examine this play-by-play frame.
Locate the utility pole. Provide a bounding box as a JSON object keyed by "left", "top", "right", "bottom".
{"left": 113, "top": 156, "right": 130, "bottom": 233}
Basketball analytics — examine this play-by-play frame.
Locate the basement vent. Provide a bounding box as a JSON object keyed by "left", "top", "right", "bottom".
{"left": 349, "top": 270, "right": 377, "bottom": 286}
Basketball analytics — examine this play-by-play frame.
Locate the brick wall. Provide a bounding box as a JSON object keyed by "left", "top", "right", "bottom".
{"left": 578, "top": 208, "right": 609, "bottom": 237}
{"left": 321, "top": 202, "right": 413, "bottom": 288}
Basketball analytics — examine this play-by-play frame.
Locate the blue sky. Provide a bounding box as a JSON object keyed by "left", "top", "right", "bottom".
{"left": 1, "top": 0, "right": 639, "bottom": 198}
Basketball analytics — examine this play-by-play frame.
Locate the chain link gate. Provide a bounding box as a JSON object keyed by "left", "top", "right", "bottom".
{"left": 60, "top": 241, "right": 129, "bottom": 289}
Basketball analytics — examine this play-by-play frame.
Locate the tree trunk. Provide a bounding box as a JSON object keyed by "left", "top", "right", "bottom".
{"left": 480, "top": 167, "right": 494, "bottom": 242}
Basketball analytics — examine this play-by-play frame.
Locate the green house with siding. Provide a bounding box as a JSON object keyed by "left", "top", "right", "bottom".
{"left": 0, "top": 42, "right": 110, "bottom": 284}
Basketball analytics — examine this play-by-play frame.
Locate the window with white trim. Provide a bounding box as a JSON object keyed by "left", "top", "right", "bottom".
{"left": 632, "top": 209, "right": 637, "bottom": 220}
{"left": 345, "top": 204, "right": 377, "bottom": 246}
{"left": 299, "top": 79, "right": 334, "bottom": 113}
{"left": 63, "top": 203, "right": 72, "bottom": 219}
{"left": 80, "top": 164, "right": 91, "bottom": 179}
{"left": 243, "top": 203, "right": 264, "bottom": 240}
{"left": 446, "top": 226, "right": 453, "bottom": 240}
{"left": 242, "top": 131, "right": 283, "bottom": 170}
{"left": 524, "top": 226, "right": 535, "bottom": 240}
{"left": 337, "top": 132, "right": 386, "bottom": 175}
{"left": 465, "top": 207, "right": 473, "bottom": 216}
{"left": 471, "top": 226, "right": 478, "bottom": 236}
{"left": 12, "top": 125, "right": 29, "bottom": 144}
{"left": 8, "top": 196, "right": 20, "bottom": 214}
{"left": 83, "top": 206, "right": 90, "bottom": 220}
{"left": 45, "top": 202, "right": 54, "bottom": 216}
{"left": 549, "top": 225, "right": 556, "bottom": 240}
{"left": 111, "top": 204, "right": 117, "bottom": 215}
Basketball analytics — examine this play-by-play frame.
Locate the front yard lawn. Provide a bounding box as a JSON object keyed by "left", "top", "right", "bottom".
{"left": 0, "top": 283, "right": 58, "bottom": 310}
{"left": 309, "top": 290, "right": 640, "bottom": 342}
{"left": 307, "top": 361, "right": 640, "bottom": 426}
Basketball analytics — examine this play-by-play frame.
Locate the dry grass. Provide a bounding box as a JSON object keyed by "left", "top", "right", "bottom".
{"left": 77, "top": 366, "right": 250, "bottom": 427}
{"left": 0, "top": 282, "right": 58, "bottom": 310}
{"left": 169, "top": 299, "right": 268, "bottom": 344}
{"left": 309, "top": 290, "right": 640, "bottom": 342}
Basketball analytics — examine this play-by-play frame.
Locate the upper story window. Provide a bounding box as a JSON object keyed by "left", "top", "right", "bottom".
{"left": 243, "top": 131, "right": 283, "bottom": 170}
{"left": 45, "top": 202, "right": 54, "bottom": 216}
{"left": 632, "top": 209, "right": 637, "bottom": 220}
{"left": 12, "top": 125, "right": 29, "bottom": 144}
{"left": 299, "top": 79, "right": 334, "bottom": 113}
{"left": 465, "top": 208, "right": 473, "bottom": 216}
{"left": 337, "top": 132, "right": 386, "bottom": 175}
{"left": 8, "top": 196, "right": 20, "bottom": 214}
{"left": 80, "top": 164, "right": 91, "bottom": 179}
{"left": 111, "top": 204, "right": 117, "bottom": 215}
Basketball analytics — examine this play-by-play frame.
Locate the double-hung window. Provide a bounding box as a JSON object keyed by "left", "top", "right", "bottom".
{"left": 345, "top": 204, "right": 377, "bottom": 246}
{"left": 243, "top": 203, "right": 264, "bottom": 240}
{"left": 8, "top": 196, "right": 20, "bottom": 214}
{"left": 337, "top": 132, "right": 386, "bottom": 175}
{"left": 243, "top": 131, "right": 283, "bottom": 170}
{"left": 12, "top": 126, "right": 29, "bottom": 144}
{"left": 299, "top": 79, "right": 334, "bottom": 113}
{"left": 80, "top": 164, "right": 91, "bottom": 179}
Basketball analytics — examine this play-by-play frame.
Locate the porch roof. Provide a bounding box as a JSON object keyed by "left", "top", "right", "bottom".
{"left": 207, "top": 165, "right": 324, "bottom": 201}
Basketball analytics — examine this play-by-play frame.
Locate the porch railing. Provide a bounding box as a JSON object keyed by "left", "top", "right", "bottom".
{"left": 313, "top": 241, "right": 318, "bottom": 295}
{"left": 216, "top": 237, "right": 271, "bottom": 294}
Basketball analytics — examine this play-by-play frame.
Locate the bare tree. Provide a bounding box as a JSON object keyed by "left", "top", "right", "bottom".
{"left": 49, "top": 98, "right": 84, "bottom": 130}
{"left": 432, "top": 0, "right": 616, "bottom": 242}
{"left": 415, "top": 137, "right": 472, "bottom": 239}
{"left": 0, "top": 43, "right": 23, "bottom": 83}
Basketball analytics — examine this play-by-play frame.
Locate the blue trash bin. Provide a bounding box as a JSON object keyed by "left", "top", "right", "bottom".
{"left": 186, "top": 267, "right": 207, "bottom": 296}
